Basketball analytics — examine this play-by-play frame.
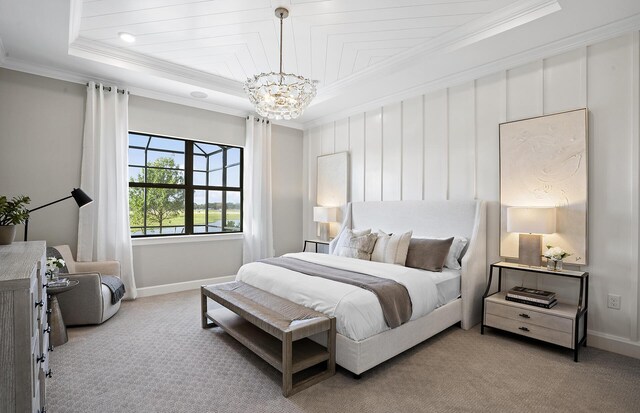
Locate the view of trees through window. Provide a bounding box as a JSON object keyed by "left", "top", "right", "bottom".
{"left": 128, "top": 132, "right": 242, "bottom": 237}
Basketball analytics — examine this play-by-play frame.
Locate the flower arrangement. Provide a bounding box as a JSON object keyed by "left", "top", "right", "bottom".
{"left": 46, "top": 257, "right": 66, "bottom": 278}
{"left": 543, "top": 245, "right": 571, "bottom": 262}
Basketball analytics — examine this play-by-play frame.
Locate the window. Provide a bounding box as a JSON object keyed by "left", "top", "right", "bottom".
{"left": 128, "top": 132, "right": 242, "bottom": 237}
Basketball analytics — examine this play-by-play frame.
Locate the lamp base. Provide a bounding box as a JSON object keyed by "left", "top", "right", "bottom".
{"left": 518, "top": 233, "right": 542, "bottom": 267}
{"left": 318, "top": 223, "right": 329, "bottom": 242}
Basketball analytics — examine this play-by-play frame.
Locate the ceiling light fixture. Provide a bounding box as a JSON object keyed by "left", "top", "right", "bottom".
{"left": 118, "top": 32, "right": 136, "bottom": 43}
{"left": 243, "top": 8, "right": 317, "bottom": 120}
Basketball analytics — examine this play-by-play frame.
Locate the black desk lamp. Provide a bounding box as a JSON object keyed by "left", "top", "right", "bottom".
{"left": 24, "top": 188, "right": 93, "bottom": 241}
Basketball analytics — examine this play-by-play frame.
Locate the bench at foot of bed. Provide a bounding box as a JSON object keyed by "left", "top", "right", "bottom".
{"left": 201, "top": 281, "right": 336, "bottom": 397}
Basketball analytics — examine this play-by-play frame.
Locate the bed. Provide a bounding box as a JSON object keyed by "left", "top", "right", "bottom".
{"left": 237, "top": 200, "right": 487, "bottom": 375}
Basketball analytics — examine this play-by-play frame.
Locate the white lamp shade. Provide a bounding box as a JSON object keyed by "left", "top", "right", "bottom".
{"left": 313, "top": 206, "right": 337, "bottom": 223}
{"left": 507, "top": 207, "right": 556, "bottom": 234}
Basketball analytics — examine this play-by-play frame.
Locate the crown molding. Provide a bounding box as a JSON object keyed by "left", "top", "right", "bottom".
{"left": 302, "top": 12, "right": 640, "bottom": 130}
{"left": 315, "top": 0, "right": 561, "bottom": 102}
{"left": 0, "top": 54, "right": 301, "bottom": 130}
{"left": 68, "top": 37, "right": 245, "bottom": 97}
{"left": 68, "top": 0, "right": 83, "bottom": 45}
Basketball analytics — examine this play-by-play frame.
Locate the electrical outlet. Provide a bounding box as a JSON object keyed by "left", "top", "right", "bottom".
{"left": 607, "top": 294, "right": 621, "bottom": 310}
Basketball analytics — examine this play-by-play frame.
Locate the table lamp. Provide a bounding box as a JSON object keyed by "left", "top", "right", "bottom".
{"left": 313, "top": 206, "right": 337, "bottom": 241}
{"left": 507, "top": 207, "right": 556, "bottom": 267}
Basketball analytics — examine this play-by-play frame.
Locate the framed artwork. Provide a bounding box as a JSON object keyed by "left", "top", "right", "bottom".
{"left": 500, "top": 108, "right": 588, "bottom": 265}
{"left": 317, "top": 152, "right": 349, "bottom": 236}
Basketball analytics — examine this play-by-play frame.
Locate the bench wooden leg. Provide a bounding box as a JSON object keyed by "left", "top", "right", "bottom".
{"left": 328, "top": 317, "right": 336, "bottom": 375}
{"left": 282, "top": 332, "right": 293, "bottom": 397}
{"left": 200, "top": 287, "right": 216, "bottom": 329}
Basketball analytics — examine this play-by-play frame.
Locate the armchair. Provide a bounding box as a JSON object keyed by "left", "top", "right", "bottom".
{"left": 51, "top": 245, "right": 122, "bottom": 325}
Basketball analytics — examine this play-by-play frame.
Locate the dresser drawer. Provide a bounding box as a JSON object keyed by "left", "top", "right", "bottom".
{"left": 485, "top": 314, "right": 573, "bottom": 348}
{"left": 486, "top": 300, "right": 573, "bottom": 333}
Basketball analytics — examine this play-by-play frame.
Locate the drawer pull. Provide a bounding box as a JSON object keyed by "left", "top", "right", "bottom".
{"left": 518, "top": 326, "right": 530, "bottom": 332}
{"left": 518, "top": 313, "right": 530, "bottom": 319}
{"left": 35, "top": 300, "right": 44, "bottom": 308}
{"left": 43, "top": 283, "right": 48, "bottom": 289}
{"left": 46, "top": 369, "right": 53, "bottom": 378}
{"left": 48, "top": 345, "right": 54, "bottom": 352}
{"left": 44, "top": 326, "right": 51, "bottom": 334}
{"left": 46, "top": 308, "right": 52, "bottom": 315}
{"left": 37, "top": 354, "right": 46, "bottom": 364}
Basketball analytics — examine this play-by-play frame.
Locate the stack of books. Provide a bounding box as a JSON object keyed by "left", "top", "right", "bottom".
{"left": 506, "top": 286, "right": 558, "bottom": 309}
{"left": 48, "top": 277, "right": 70, "bottom": 288}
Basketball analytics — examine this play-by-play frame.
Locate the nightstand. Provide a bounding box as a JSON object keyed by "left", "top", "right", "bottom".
{"left": 303, "top": 239, "right": 330, "bottom": 253}
{"left": 481, "top": 261, "right": 589, "bottom": 362}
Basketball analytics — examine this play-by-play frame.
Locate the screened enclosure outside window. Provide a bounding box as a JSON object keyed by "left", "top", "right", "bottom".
{"left": 128, "top": 132, "right": 243, "bottom": 237}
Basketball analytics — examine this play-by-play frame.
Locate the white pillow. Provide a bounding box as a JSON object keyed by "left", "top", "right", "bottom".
{"left": 332, "top": 229, "right": 377, "bottom": 260}
{"left": 412, "top": 236, "right": 467, "bottom": 270}
{"left": 444, "top": 237, "right": 468, "bottom": 269}
{"left": 371, "top": 230, "right": 413, "bottom": 265}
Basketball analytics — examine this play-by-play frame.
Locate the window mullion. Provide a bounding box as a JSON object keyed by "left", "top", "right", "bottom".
{"left": 185, "top": 141, "right": 194, "bottom": 235}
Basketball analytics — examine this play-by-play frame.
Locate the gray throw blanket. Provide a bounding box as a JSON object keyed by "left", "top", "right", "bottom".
{"left": 259, "top": 257, "right": 412, "bottom": 328}
{"left": 101, "top": 275, "right": 125, "bottom": 304}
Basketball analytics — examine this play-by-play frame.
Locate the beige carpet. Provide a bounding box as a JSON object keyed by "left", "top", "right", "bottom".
{"left": 47, "top": 290, "right": 640, "bottom": 413}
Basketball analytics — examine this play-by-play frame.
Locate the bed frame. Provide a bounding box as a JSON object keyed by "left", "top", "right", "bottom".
{"left": 316, "top": 200, "right": 487, "bottom": 375}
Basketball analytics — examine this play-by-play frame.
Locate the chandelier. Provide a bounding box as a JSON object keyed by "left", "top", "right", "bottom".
{"left": 243, "top": 8, "right": 318, "bottom": 120}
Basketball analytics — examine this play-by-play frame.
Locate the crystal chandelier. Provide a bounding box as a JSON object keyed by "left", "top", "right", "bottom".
{"left": 244, "top": 8, "right": 318, "bottom": 120}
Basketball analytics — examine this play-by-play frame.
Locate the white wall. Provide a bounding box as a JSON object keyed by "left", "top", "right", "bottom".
{"left": 303, "top": 33, "right": 640, "bottom": 357}
{"left": 0, "top": 70, "right": 304, "bottom": 292}
{"left": 0, "top": 69, "right": 86, "bottom": 251}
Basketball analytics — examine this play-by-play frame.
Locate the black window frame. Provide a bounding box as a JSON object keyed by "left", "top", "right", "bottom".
{"left": 128, "top": 131, "right": 243, "bottom": 238}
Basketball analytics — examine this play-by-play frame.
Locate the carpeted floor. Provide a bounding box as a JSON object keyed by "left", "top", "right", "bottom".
{"left": 47, "top": 290, "right": 640, "bottom": 413}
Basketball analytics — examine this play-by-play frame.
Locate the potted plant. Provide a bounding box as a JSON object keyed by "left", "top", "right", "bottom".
{"left": 0, "top": 195, "right": 30, "bottom": 245}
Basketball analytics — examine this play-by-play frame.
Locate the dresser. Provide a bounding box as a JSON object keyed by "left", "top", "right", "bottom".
{"left": 0, "top": 241, "right": 50, "bottom": 412}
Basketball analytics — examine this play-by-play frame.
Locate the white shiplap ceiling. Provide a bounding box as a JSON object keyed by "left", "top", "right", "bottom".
{"left": 77, "top": 0, "right": 518, "bottom": 86}
{"left": 2, "top": 0, "right": 640, "bottom": 126}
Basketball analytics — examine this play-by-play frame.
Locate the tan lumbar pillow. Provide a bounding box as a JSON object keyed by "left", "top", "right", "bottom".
{"left": 371, "top": 230, "right": 413, "bottom": 265}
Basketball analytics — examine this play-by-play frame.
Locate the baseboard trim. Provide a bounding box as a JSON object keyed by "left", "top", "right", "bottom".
{"left": 136, "top": 275, "right": 236, "bottom": 298}
{"left": 587, "top": 330, "right": 640, "bottom": 359}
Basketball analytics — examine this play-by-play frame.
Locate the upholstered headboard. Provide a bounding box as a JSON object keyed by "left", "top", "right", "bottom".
{"left": 329, "top": 200, "right": 487, "bottom": 329}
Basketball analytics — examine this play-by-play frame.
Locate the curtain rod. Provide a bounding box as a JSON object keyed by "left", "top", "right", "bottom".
{"left": 86, "top": 83, "right": 129, "bottom": 95}
{"left": 246, "top": 116, "right": 269, "bottom": 124}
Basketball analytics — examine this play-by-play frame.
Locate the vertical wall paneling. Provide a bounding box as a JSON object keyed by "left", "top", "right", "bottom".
{"left": 349, "top": 114, "right": 366, "bottom": 202}
{"left": 476, "top": 73, "right": 503, "bottom": 264}
{"left": 382, "top": 102, "right": 402, "bottom": 201}
{"left": 506, "top": 61, "right": 544, "bottom": 121}
{"left": 543, "top": 48, "right": 587, "bottom": 114}
{"left": 365, "top": 109, "right": 383, "bottom": 201}
{"left": 423, "top": 89, "right": 448, "bottom": 200}
{"left": 448, "top": 82, "right": 476, "bottom": 200}
{"left": 334, "top": 118, "right": 349, "bottom": 154}
{"left": 632, "top": 31, "right": 640, "bottom": 342}
{"left": 321, "top": 122, "right": 335, "bottom": 155}
{"left": 586, "top": 34, "right": 633, "bottom": 338}
{"left": 308, "top": 126, "right": 322, "bottom": 238}
{"left": 402, "top": 96, "right": 424, "bottom": 200}
{"left": 304, "top": 33, "right": 640, "bottom": 348}
{"left": 302, "top": 130, "right": 310, "bottom": 241}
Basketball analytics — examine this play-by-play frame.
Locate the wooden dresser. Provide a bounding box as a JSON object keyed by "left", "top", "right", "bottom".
{"left": 0, "top": 241, "right": 50, "bottom": 412}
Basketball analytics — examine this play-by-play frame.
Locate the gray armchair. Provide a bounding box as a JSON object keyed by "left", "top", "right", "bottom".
{"left": 51, "top": 245, "right": 122, "bottom": 325}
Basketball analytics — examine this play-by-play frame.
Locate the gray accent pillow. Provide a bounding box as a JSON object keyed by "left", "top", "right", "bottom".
{"left": 333, "top": 229, "right": 378, "bottom": 260}
{"left": 405, "top": 237, "right": 454, "bottom": 272}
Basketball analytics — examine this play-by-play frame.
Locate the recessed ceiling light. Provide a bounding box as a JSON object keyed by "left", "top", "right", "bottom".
{"left": 190, "top": 91, "right": 208, "bottom": 99}
{"left": 118, "top": 32, "right": 136, "bottom": 43}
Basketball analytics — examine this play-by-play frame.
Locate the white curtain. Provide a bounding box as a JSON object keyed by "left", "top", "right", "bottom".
{"left": 77, "top": 82, "right": 137, "bottom": 299}
{"left": 243, "top": 116, "right": 274, "bottom": 264}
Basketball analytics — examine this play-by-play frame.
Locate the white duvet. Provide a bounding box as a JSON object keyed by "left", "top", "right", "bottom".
{"left": 236, "top": 252, "right": 439, "bottom": 341}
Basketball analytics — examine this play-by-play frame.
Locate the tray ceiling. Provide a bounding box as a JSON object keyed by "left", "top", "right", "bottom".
{"left": 76, "top": 0, "right": 520, "bottom": 87}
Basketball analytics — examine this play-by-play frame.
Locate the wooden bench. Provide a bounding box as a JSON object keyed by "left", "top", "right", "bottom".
{"left": 201, "top": 281, "right": 336, "bottom": 397}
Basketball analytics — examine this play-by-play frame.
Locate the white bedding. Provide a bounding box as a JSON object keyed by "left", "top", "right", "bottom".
{"left": 236, "top": 252, "right": 450, "bottom": 341}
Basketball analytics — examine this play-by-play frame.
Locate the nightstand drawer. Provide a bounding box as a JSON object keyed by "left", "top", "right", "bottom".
{"left": 486, "top": 300, "right": 573, "bottom": 333}
{"left": 485, "top": 314, "right": 573, "bottom": 348}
